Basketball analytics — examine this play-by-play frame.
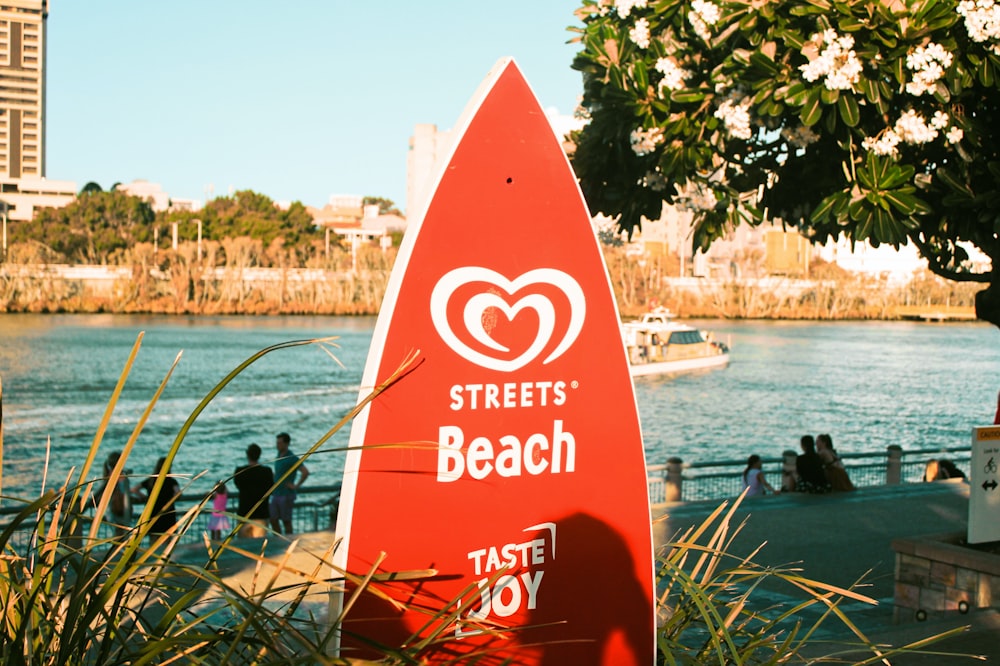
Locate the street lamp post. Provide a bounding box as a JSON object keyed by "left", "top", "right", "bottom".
{"left": 193, "top": 218, "right": 202, "bottom": 262}
{"left": 0, "top": 201, "right": 9, "bottom": 262}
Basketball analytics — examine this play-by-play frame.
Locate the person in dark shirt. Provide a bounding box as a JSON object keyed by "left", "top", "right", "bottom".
{"left": 795, "top": 435, "right": 831, "bottom": 494}
{"left": 234, "top": 443, "right": 274, "bottom": 537}
{"left": 132, "top": 456, "right": 181, "bottom": 543}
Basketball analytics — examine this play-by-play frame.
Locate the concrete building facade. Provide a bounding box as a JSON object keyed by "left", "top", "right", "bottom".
{"left": 0, "top": 1, "right": 75, "bottom": 222}
{"left": 0, "top": 0, "right": 47, "bottom": 180}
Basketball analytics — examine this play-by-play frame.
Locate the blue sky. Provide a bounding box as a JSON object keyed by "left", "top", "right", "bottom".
{"left": 46, "top": 1, "right": 585, "bottom": 214}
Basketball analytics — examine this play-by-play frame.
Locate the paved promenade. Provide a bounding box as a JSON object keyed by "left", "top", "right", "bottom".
{"left": 653, "top": 480, "right": 998, "bottom": 662}
{"left": 174, "top": 481, "right": 997, "bottom": 662}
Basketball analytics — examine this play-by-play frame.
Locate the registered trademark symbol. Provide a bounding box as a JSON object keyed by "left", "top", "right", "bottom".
{"left": 571, "top": 380, "right": 579, "bottom": 389}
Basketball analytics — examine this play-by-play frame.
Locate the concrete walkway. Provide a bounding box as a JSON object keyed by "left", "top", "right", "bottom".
{"left": 653, "top": 480, "right": 998, "bottom": 662}
{"left": 171, "top": 481, "right": 997, "bottom": 662}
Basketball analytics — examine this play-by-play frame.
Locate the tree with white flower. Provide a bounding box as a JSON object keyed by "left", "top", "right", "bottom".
{"left": 570, "top": 0, "right": 1000, "bottom": 327}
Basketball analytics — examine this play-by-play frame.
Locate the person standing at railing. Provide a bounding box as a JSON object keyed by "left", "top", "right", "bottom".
{"left": 207, "top": 481, "right": 232, "bottom": 540}
{"left": 234, "top": 443, "right": 273, "bottom": 537}
{"left": 270, "top": 432, "right": 309, "bottom": 535}
{"left": 132, "top": 456, "right": 181, "bottom": 543}
{"left": 817, "top": 434, "right": 854, "bottom": 492}
{"left": 742, "top": 455, "right": 777, "bottom": 496}
{"left": 98, "top": 450, "right": 133, "bottom": 537}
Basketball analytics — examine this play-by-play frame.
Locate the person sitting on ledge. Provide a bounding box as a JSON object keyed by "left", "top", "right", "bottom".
{"left": 924, "top": 458, "right": 967, "bottom": 482}
{"left": 795, "top": 435, "right": 831, "bottom": 494}
{"left": 742, "top": 454, "right": 777, "bottom": 497}
{"left": 817, "top": 433, "right": 854, "bottom": 492}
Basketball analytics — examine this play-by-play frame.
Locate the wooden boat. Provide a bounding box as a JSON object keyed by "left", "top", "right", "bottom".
{"left": 622, "top": 308, "right": 730, "bottom": 377}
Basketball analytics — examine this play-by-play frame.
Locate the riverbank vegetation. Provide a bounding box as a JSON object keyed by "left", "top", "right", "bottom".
{"left": 0, "top": 186, "right": 979, "bottom": 318}
{"left": 605, "top": 246, "right": 980, "bottom": 320}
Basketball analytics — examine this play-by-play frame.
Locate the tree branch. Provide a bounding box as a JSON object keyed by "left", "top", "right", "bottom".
{"left": 912, "top": 236, "right": 991, "bottom": 284}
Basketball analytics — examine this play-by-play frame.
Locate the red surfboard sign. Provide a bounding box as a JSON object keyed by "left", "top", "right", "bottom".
{"left": 334, "top": 58, "right": 654, "bottom": 664}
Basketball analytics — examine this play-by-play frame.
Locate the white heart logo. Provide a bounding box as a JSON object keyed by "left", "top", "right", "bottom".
{"left": 430, "top": 267, "right": 586, "bottom": 372}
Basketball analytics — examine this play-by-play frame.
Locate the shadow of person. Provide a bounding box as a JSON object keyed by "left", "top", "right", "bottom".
{"left": 521, "top": 512, "right": 653, "bottom": 666}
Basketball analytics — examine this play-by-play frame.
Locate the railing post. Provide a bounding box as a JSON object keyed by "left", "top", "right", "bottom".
{"left": 886, "top": 445, "right": 903, "bottom": 485}
{"left": 665, "top": 457, "right": 683, "bottom": 502}
{"left": 782, "top": 449, "right": 798, "bottom": 492}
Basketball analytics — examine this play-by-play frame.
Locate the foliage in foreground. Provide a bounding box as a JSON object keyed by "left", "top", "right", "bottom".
{"left": 655, "top": 498, "right": 970, "bottom": 664}
{"left": 570, "top": 0, "right": 1000, "bottom": 325}
{"left": 0, "top": 336, "right": 970, "bottom": 664}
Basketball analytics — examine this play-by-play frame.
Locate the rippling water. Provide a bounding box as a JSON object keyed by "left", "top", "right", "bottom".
{"left": 1, "top": 314, "right": 997, "bottom": 500}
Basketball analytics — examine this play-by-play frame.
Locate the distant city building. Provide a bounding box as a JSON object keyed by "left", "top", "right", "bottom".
{"left": 115, "top": 179, "right": 199, "bottom": 212}
{"left": 406, "top": 111, "right": 583, "bottom": 218}
{"left": 816, "top": 236, "right": 926, "bottom": 283}
{"left": 0, "top": 1, "right": 75, "bottom": 220}
{"left": 406, "top": 124, "right": 452, "bottom": 219}
{"left": 0, "top": 0, "right": 46, "bottom": 180}
{"left": 308, "top": 194, "right": 365, "bottom": 227}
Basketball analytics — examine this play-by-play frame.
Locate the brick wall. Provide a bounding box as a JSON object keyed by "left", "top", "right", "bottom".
{"left": 893, "top": 532, "right": 1000, "bottom": 623}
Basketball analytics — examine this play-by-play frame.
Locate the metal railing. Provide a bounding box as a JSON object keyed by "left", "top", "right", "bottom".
{"left": 646, "top": 445, "right": 972, "bottom": 503}
{"left": 0, "top": 446, "right": 973, "bottom": 552}
{"left": 0, "top": 484, "right": 342, "bottom": 552}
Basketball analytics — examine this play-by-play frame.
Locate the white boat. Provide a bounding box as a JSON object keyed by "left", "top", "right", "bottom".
{"left": 622, "top": 308, "right": 730, "bottom": 378}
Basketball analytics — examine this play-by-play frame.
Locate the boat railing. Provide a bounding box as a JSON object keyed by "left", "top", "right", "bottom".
{"left": 647, "top": 444, "right": 972, "bottom": 503}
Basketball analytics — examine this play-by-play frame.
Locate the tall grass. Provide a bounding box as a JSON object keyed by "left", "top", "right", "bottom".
{"left": 0, "top": 338, "right": 971, "bottom": 664}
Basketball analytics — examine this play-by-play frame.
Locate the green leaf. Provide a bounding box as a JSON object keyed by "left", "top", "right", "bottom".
{"left": 779, "top": 29, "right": 806, "bottom": 50}
{"left": 739, "top": 13, "right": 759, "bottom": 31}
{"left": 634, "top": 59, "right": 649, "bottom": 91}
{"left": 978, "top": 59, "right": 995, "bottom": 86}
{"left": 855, "top": 209, "right": 875, "bottom": 240}
{"left": 936, "top": 167, "right": 975, "bottom": 197}
{"left": 783, "top": 82, "right": 810, "bottom": 106}
{"left": 858, "top": 77, "right": 880, "bottom": 104}
{"left": 820, "top": 87, "right": 840, "bottom": 104}
{"left": 750, "top": 51, "right": 780, "bottom": 76}
{"left": 799, "top": 87, "right": 823, "bottom": 126}
{"left": 893, "top": 56, "right": 906, "bottom": 86}
{"left": 810, "top": 192, "right": 844, "bottom": 222}
{"left": 883, "top": 190, "right": 918, "bottom": 215}
{"left": 837, "top": 16, "right": 864, "bottom": 32}
{"left": 879, "top": 164, "right": 914, "bottom": 190}
{"left": 670, "top": 89, "right": 706, "bottom": 104}
{"left": 836, "top": 94, "right": 860, "bottom": 126}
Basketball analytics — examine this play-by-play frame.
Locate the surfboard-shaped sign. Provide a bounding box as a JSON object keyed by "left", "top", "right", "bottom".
{"left": 334, "top": 57, "right": 654, "bottom": 664}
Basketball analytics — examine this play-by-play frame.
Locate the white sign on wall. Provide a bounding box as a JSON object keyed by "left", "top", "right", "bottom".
{"left": 968, "top": 426, "right": 1000, "bottom": 544}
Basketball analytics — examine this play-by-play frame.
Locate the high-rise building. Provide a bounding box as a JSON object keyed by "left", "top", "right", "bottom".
{"left": 0, "top": 0, "right": 74, "bottom": 224}
{"left": 0, "top": 0, "right": 47, "bottom": 179}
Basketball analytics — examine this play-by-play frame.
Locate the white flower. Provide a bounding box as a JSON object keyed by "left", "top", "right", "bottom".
{"left": 947, "top": 126, "right": 965, "bottom": 143}
{"left": 674, "top": 180, "right": 718, "bottom": 211}
{"left": 781, "top": 124, "right": 820, "bottom": 148}
{"left": 894, "top": 109, "right": 939, "bottom": 144}
{"left": 958, "top": 0, "right": 1000, "bottom": 43}
{"left": 688, "top": 0, "right": 720, "bottom": 41}
{"left": 630, "top": 17, "right": 651, "bottom": 48}
{"left": 799, "top": 30, "right": 863, "bottom": 90}
{"left": 630, "top": 126, "right": 664, "bottom": 155}
{"left": 905, "top": 43, "right": 953, "bottom": 96}
{"left": 615, "top": 0, "right": 647, "bottom": 18}
{"left": 714, "top": 99, "right": 753, "bottom": 140}
{"left": 655, "top": 57, "right": 690, "bottom": 91}
{"left": 862, "top": 130, "right": 902, "bottom": 157}
{"left": 931, "top": 111, "right": 950, "bottom": 129}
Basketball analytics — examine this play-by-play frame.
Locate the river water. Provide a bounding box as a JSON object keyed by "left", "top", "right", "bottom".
{"left": 0, "top": 314, "right": 997, "bottom": 500}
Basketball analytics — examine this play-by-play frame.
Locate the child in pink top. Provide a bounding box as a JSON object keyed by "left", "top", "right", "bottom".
{"left": 208, "top": 481, "right": 232, "bottom": 540}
